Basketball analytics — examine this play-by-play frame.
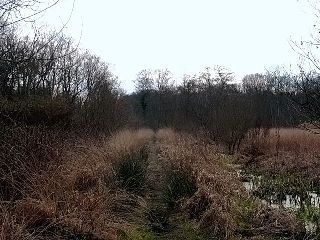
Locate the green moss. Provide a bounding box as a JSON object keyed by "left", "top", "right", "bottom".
{"left": 220, "top": 154, "right": 238, "bottom": 165}
{"left": 117, "top": 221, "right": 213, "bottom": 240}
{"left": 168, "top": 216, "right": 218, "bottom": 240}
{"left": 297, "top": 205, "right": 320, "bottom": 223}
{"left": 237, "top": 196, "right": 260, "bottom": 230}
{"left": 170, "top": 223, "right": 209, "bottom": 240}
{"left": 117, "top": 226, "right": 161, "bottom": 240}
{"left": 238, "top": 196, "right": 259, "bottom": 215}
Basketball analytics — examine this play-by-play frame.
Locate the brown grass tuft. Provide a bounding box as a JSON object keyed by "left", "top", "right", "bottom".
{"left": 156, "top": 130, "right": 241, "bottom": 237}
{"left": 0, "top": 128, "right": 154, "bottom": 239}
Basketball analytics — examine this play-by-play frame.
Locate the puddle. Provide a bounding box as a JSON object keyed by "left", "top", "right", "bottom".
{"left": 243, "top": 181, "right": 254, "bottom": 192}
{"left": 241, "top": 174, "right": 320, "bottom": 209}
{"left": 258, "top": 192, "right": 320, "bottom": 210}
{"left": 305, "top": 221, "right": 317, "bottom": 233}
{"left": 240, "top": 173, "right": 320, "bottom": 233}
{"left": 239, "top": 172, "right": 258, "bottom": 192}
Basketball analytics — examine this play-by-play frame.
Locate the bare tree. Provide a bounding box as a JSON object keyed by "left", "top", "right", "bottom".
{"left": 0, "top": 0, "right": 61, "bottom": 29}
{"left": 134, "top": 69, "right": 154, "bottom": 92}
{"left": 290, "top": 2, "right": 320, "bottom": 130}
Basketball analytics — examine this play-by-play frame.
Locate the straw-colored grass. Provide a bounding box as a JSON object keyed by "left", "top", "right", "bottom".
{"left": 0, "top": 127, "right": 306, "bottom": 239}
{"left": 0, "top": 128, "right": 154, "bottom": 239}
{"left": 265, "top": 128, "right": 320, "bottom": 155}
{"left": 242, "top": 128, "right": 320, "bottom": 179}
{"left": 107, "top": 128, "right": 154, "bottom": 159}
{"left": 155, "top": 130, "right": 303, "bottom": 238}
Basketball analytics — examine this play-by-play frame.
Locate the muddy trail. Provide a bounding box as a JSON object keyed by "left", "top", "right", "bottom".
{"left": 144, "top": 138, "right": 170, "bottom": 233}
{"left": 137, "top": 138, "right": 194, "bottom": 239}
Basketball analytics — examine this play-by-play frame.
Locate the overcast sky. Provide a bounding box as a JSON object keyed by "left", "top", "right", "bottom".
{"left": 38, "top": 0, "right": 315, "bottom": 92}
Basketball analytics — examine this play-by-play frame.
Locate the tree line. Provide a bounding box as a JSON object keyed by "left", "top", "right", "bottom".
{"left": 129, "top": 67, "right": 312, "bottom": 153}
{"left": 1, "top": 0, "right": 320, "bottom": 151}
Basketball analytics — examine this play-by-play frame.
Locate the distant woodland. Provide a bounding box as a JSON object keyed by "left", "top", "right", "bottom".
{"left": 1, "top": 4, "right": 319, "bottom": 151}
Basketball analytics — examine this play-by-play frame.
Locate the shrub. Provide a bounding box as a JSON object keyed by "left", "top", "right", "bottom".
{"left": 0, "top": 125, "right": 64, "bottom": 200}
{"left": 0, "top": 97, "right": 72, "bottom": 127}
{"left": 113, "top": 147, "right": 149, "bottom": 192}
{"left": 163, "top": 167, "right": 197, "bottom": 210}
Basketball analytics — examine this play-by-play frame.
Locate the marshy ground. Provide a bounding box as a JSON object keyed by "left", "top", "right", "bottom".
{"left": 0, "top": 127, "right": 319, "bottom": 239}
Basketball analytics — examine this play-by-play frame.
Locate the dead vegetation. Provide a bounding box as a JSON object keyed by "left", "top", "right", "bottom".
{"left": 0, "top": 127, "right": 154, "bottom": 239}
{"left": 0, "top": 127, "right": 311, "bottom": 239}
{"left": 241, "top": 128, "right": 320, "bottom": 181}
{"left": 153, "top": 129, "right": 305, "bottom": 239}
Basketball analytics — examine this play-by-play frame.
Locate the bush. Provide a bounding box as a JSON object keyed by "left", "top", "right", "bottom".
{"left": 163, "top": 167, "right": 197, "bottom": 210}
{"left": 113, "top": 147, "right": 149, "bottom": 192}
{"left": 0, "top": 124, "right": 64, "bottom": 200}
{"left": 0, "top": 97, "right": 72, "bottom": 127}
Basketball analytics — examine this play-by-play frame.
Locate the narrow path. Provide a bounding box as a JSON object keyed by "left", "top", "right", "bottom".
{"left": 144, "top": 138, "right": 170, "bottom": 233}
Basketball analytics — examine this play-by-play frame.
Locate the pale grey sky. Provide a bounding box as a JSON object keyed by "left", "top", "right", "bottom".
{"left": 38, "top": 0, "right": 315, "bottom": 92}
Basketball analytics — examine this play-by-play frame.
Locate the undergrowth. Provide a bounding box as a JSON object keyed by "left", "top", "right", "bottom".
{"left": 0, "top": 127, "right": 311, "bottom": 239}
{"left": 163, "top": 167, "right": 198, "bottom": 210}
{"left": 113, "top": 147, "right": 149, "bottom": 192}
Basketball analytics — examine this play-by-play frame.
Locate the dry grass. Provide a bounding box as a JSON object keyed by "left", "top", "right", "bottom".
{"left": 155, "top": 128, "right": 175, "bottom": 141}
{"left": 0, "top": 126, "right": 306, "bottom": 239}
{"left": 157, "top": 131, "right": 244, "bottom": 237}
{"left": 264, "top": 128, "right": 320, "bottom": 155}
{"left": 242, "top": 128, "right": 320, "bottom": 179}
{"left": 107, "top": 129, "right": 154, "bottom": 158}
{"left": 156, "top": 129, "right": 305, "bottom": 239}
{"left": 155, "top": 130, "right": 238, "bottom": 237}
{"left": 0, "top": 127, "right": 154, "bottom": 239}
